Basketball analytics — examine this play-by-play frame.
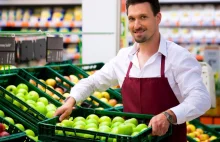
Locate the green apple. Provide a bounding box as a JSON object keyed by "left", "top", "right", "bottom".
{"left": 6, "top": 85, "right": 17, "bottom": 94}
{"left": 13, "top": 100, "right": 22, "bottom": 107}
{"left": 111, "top": 122, "right": 123, "bottom": 128}
{"left": 26, "top": 100, "right": 37, "bottom": 106}
{"left": 118, "top": 124, "right": 133, "bottom": 135}
{"left": 16, "top": 92, "right": 25, "bottom": 98}
{"left": 125, "top": 123, "right": 136, "bottom": 130}
{"left": 29, "top": 136, "right": 38, "bottom": 141}
{"left": 99, "top": 125, "right": 111, "bottom": 131}
{"left": 86, "top": 118, "right": 98, "bottom": 125}
{"left": 17, "top": 83, "right": 28, "bottom": 92}
{"left": 133, "top": 124, "right": 148, "bottom": 132}
{"left": 86, "top": 114, "right": 99, "bottom": 122}
{"left": 3, "top": 124, "right": 9, "bottom": 130}
{"left": 84, "top": 127, "right": 98, "bottom": 139}
{"left": 73, "top": 117, "right": 86, "bottom": 123}
{"left": 85, "top": 123, "right": 98, "bottom": 129}
{"left": 0, "top": 110, "right": 5, "bottom": 117}
{"left": 61, "top": 120, "right": 74, "bottom": 128}
{"left": 73, "top": 121, "right": 86, "bottom": 127}
{"left": 4, "top": 117, "right": 15, "bottom": 125}
{"left": 25, "top": 129, "right": 35, "bottom": 137}
{"left": 5, "top": 93, "right": 13, "bottom": 102}
{"left": 124, "top": 118, "right": 138, "bottom": 126}
{"left": 111, "top": 127, "right": 119, "bottom": 134}
{"left": 99, "top": 126, "right": 111, "bottom": 141}
{"left": 74, "top": 125, "right": 85, "bottom": 137}
{"left": 17, "top": 89, "right": 28, "bottom": 96}
{"left": 112, "top": 116, "right": 124, "bottom": 124}
{"left": 26, "top": 91, "right": 39, "bottom": 102}
{"left": 37, "top": 97, "right": 48, "bottom": 106}
{"left": 46, "top": 104, "right": 57, "bottom": 112}
{"left": 35, "top": 103, "right": 47, "bottom": 115}
{"left": 15, "top": 123, "right": 25, "bottom": 131}
{"left": 36, "top": 102, "right": 45, "bottom": 107}
{"left": 131, "top": 132, "right": 139, "bottom": 136}
{"left": 99, "top": 116, "right": 111, "bottom": 123}
{"left": 99, "top": 121, "right": 111, "bottom": 127}
{"left": 55, "top": 123, "right": 64, "bottom": 135}
{"left": 46, "top": 111, "right": 55, "bottom": 118}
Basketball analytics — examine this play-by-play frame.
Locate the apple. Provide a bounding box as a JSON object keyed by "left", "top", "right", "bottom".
{"left": 99, "top": 116, "right": 111, "bottom": 124}
{"left": 133, "top": 124, "right": 148, "bottom": 132}
{"left": 63, "top": 93, "right": 70, "bottom": 98}
{"left": 63, "top": 76, "right": 70, "bottom": 88}
{"left": 52, "top": 94, "right": 60, "bottom": 100}
{"left": 13, "top": 100, "right": 22, "bottom": 108}
{"left": 209, "top": 135, "right": 217, "bottom": 141}
{"left": 108, "top": 99, "right": 117, "bottom": 107}
{"left": 73, "top": 125, "right": 85, "bottom": 137}
{"left": 187, "top": 132, "right": 196, "bottom": 138}
{"left": 100, "top": 98, "right": 109, "bottom": 104}
{"left": 101, "top": 92, "right": 110, "bottom": 100}
{"left": 46, "top": 111, "right": 56, "bottom": 118}
{"left": 38, "top": 84, "right": 45, "bottom": 92}
{"left": 25, "top": 129, "right": 35, "bottom": 137}
{"left": 0, "top": 131, "right": 10, "bottom": 137}
{"left": 26, "top": 100, "right": 37, "bottom": 106}
{"left": 73, "top": 117, "right": 86, "bottom": 123}
{"left": 39, "top": 79, "right": 46, "bottom": 85}
{"left": 73, "top": 121, "right": 87, "bottom": 127}
{"left": 17, "top": 83, "right": 28, "bottom": 92}
{"left": 6, "top": 85, "right": 17, "bottom": 94}
{"left": 85, "top": 123, "right": 98, "bottom": 129}
{"left": 0, "top": 123, "right": 6, "bottom": 132}
{"left": 131, "top": 132, "right": 139, "bottom": 136}
{"left": 99, "top": 121, "right": 111, "bottom": 127}
{"left": 35, "top": 103, "right": 47, "bottom": 115}
{"left": 16, "top": 93, "right": 25, "bottom": 99}
{"left": 93, "top": 92, "right": 103, "bottom": 99}
{"left": 55, "top": 77, "right": 61, "bottom": 83}
{"left": 114, "top": 104, "right": 123, "bottom": 107}
{"left": 37, "top": 97, "right": 48, "bottom": 106}
{"left": 86, "top": 119, "right": 99, "bottom": 125}
{"left": 195, "top": 128, "right": 204, "bottom": 134}
{"left": 125, "top": 123, "right": 136, "bottom": 129}
{"left": 15, "top": 123, "right": 25, "bottom": 131}
{"left": 0, "top": 110, "right": 5, "bottom": 117}
{"left": 193, "top": 137, "right": 200, "bottom": 141}
{"left": 26, "top": 91, "right": 39, "bottom": 102}
{"left": 17, "top": 89, "right": 28, "bottom": 97}
{"left": 187, "top": 124, "right": 196, "bottom": 133}
{"left": 3, "top": 124, "right": 8, "bottom": 130}
{"left": 29, "top": 79, "right": 36, "bottom": 86}
{"left": 99, "top": 125, "right": 111, "bottom": 131}
{"left": 61, "top": 120, "right": 74, "bottom": 128}
{"left": 198, "top": 134, "right": 209, "bottom": 141}
{"left": 5, "top": 94, "right": 13, "bottom": 102}
{"left": 46, "top": 79, "right": 56, "bottom": 87}
{"left": 86, "top": 114, "right": 99, "bottom": 122}
{"left": 124, "top": 118, "right": 138, "bottom": 126}
{"left": 118, "top": 124, "right": 133, "bottom": 135}
{"left": 45, "top": 89, "right": 53, "bottom": 96}
{"left": 4, "top": 117, "right": 14, "bottom": 125}
{"left": 55, "top": 88, "right": 64, "bottom": 94}
{"left": 99, "top": 126, "right": 111, "bottom": 141}
{"left": 46, "top": 104, "right": 57, "bottom": 112}
{"left": 29, "top": 136, "right": 38, "bottom": 141}
{"left": 112, "top": 116, "right": 124, "bottom": 124}
{"left": 84, "top": 127, "right": 98, "bottom": 139}
{"left": 69, "top": 75, "right": 79, "bottom": 84}
{"left": 111, "top": 122, "right": 123, "bottom": 128}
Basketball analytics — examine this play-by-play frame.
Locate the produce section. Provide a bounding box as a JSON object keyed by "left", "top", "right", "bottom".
{"left": 0, "top": 0, "right": 219, "bottom": 141}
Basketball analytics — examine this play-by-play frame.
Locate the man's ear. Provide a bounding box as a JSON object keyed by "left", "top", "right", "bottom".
{"left": 156, "top": 12, "right": 161, "bottom": 24}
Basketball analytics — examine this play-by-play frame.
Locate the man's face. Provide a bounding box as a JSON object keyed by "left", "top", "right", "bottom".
{"left": 127, "top": 2, "right": 161, "bottom": 43}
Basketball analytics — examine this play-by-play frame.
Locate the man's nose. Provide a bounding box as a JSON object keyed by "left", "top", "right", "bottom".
{"left": 134, "top": 20, "right": 141, "bottom": 29}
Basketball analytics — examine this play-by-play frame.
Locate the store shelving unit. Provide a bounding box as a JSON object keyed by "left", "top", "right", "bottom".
{"left": 0, "top": 0, "right": 82, "bottom": 63}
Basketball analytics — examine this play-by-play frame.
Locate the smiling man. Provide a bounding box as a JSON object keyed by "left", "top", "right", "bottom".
{"left": 55, "top": 0, "right": 211, "bottom": 141}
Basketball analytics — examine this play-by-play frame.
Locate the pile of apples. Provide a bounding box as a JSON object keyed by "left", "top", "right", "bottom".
{"left": 4, "top": 83, "right": 58, "bottom": 118}
{"left": 92, "top": 91, "right": 123, "bottom": 107}
{"left": 56, "top": 114, "right": 148, "bottom": 141}
{"left": 0, "top": 110, "right": 38, "bottom": 141}
{"left": 186, "top": 122, "right": 217, "bottom": 141}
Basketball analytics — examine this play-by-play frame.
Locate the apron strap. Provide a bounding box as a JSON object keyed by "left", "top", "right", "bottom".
{"left": 161, "top": 55, "right": 165, "bottom": 78}
{"left": 126, "top": 62, "right": 133, "bottom": 77}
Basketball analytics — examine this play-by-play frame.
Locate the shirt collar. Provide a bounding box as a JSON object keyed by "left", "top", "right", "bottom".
{"left": 128, "top": 35, "right": 168, "bottom": 60}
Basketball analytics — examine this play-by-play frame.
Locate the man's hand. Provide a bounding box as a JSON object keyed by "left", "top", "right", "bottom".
{"left": 54, "top": 97, "right": 76, "bottom": 121}
{"left": 148, "top": 113, "right": 170, "bottom": 136}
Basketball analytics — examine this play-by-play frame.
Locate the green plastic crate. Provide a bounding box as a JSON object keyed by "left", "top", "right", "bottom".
{"left": 75, "top": 62, "right": 105, "bottom": 72}
{"left": 17, "top": 69, "right": 65, "bottom": 104}
{"left": 23, "top": 66, "right": 73, "bottom": 92}
{"left": 0, "top": 132, "right": 29, "bottom": 142}
{"left": 38, "top": 107, "right": 172, "bottom": 142}
{"left": 0, "top": 74, "right": 61, "bottom": 124}
{"left": 208, "top": 124, "right": 220, "bottom": 132}
{"left": 187, "top": 119, "right": 220, "bottom": 142}
{"left": 46, "top": 60, "right": 73, "bottom": 66}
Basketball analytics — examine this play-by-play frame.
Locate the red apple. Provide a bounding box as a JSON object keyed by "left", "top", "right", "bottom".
{"left": 0, "top": 131, "right": 10, "bottom": 137}
{"left": 55, "top": 88, "right": 64, "bottom": 94}
{"left": 0, "top": 123, "right": 5, "bottom": 132}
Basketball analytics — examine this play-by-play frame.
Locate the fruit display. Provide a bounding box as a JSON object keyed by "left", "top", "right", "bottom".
{"left": 38, "top": 107, "right": 171, "bottom": 141}
{"left": 186, "top": 119, "right": 220, "bottom": 142}
{"left": 0, "top": 74, "right": 61, "bottom": 124}
{"left": 0, "top": 123, "right": 10, "bottom": 138}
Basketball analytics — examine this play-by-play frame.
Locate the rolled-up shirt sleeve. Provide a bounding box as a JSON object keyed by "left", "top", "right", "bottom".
{"left": 70, "top": 58, "right": 119, "bottom": 104}
{"left": 170, "top": 53, "right": 211, "bottom": 124}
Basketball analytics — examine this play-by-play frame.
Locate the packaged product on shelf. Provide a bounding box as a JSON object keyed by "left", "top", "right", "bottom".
{"left": 191, "top": 5, "right": 203, "bottom": 25}
{"left": 215, "top": 5, "right": 220, "bottom": 25}
{"left": 64, "top": 8, "right": 74, "bottom": 21}
{"left": 23, "top": 9, "right": 31, "bottom": 22}
{"left": 40, "top": 7, "right": 52, "bottom": 22}
{"left": 1, "top": 9, "right": 8, "bottom": 21}
{"left": 73, "top": 6, "right": 82, "bottom": 21}
{"left": 52, "top": 7, "right": 64, "bottom": 22}
{"left": 30, "top": 8, "right": 41, "bottom": 23}
{"left": 15, "top": 9, "right": 23, "bottom": 21}
{"left": 160, "top": 6, "right": 169, "bottom": 25}
{"left": 8, "top": 8, "right": 15, "bottom": 21}
{"left": 179, "top": 5, "right": 192, "bottom": 26}
{"left": 202, "top": 5, "right": 215, "bottom": 25}
{"left": 169, "top": 5, "right": 180, "bottom": 25}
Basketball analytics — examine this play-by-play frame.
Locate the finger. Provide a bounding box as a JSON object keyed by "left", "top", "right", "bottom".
{"left": 54, "top": 107, "right": 64, "bottom": 117}
{"left": 151, "top": 122, "right": 158, "bottom": 136}
{"left": 59, "top": 109, "right": 70, "bottom": 121}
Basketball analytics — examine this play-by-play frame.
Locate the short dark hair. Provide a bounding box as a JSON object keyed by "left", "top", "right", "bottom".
{"left": 126, "top": 0, "right": 160, "bottom": 16}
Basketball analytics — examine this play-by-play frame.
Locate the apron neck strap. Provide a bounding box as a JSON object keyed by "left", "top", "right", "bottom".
{"left": 161, "top": 55, "right": 165, "bottom": 78}
{"left": 126, "top": 62, "right": 133, "bottom": 77}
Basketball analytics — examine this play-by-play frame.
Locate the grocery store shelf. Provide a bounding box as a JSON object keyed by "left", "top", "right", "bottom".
{"left": 160, "top": 20, "right": 220, "bottom": 27}
{"left": 0, "top": 0, "right": 82, "bottom": 5}
{"left": 159, "top": 0, "right": 220, "bottom": 3}
{"left": 0, "top": 21, "right": 82, "bottom": 28}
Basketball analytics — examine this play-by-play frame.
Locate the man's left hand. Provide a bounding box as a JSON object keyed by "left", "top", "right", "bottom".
{"left": 148, "top": 113, "right": 170, "bottom": 136}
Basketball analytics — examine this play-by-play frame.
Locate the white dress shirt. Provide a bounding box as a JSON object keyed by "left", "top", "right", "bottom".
{"left": 70, "top": 36, "right": 211, "bottom": 124}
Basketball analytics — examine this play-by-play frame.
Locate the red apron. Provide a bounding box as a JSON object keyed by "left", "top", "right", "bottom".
{"left": 121, "top": 55, "right": 186, "bottom": 142}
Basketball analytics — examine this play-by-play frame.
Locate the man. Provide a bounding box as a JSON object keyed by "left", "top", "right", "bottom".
{"left": 55, "top": 0, "right": 211, "bottom": 141}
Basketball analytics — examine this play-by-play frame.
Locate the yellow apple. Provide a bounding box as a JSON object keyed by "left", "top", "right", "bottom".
{"left": 29, "top": 79, "right": 36, "bottom": 86}
{"left": 108, "top": 99, "right": 117, "bottom": 107}
{"left": 63, "top": 93, "right": 70, "bottom": 98}
{"left": 93, "top": 92, "right": 103, "bottom": 99}
{"left": 101, "top": 92, "right": 110, "bottom": 100}
{"left": 209, "top": 135, "right": 217, "bottom": 141}
{"left": 187, "top": 132, "right": 196, "bottom": 138}
{"left": 46, "top": 78, "right": 56, "bottom": 87}
{"left": 69, "top": 75, "right": 79, "bottom": 84}
{"left": 187, "top": 124, "right": 196, "bottom": 133}
{"left": 100, "top": 98, "right": 108, "bottom": 104}
{"left": 196, "top": 128, "right": 204, "bottom": 134}
{"left": 198, "top": 134, "right": 209, "bottom": 141}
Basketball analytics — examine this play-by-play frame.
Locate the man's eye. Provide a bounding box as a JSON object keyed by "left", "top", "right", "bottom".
{"left": 129, "top": 18, "right": 134, "bottom": 21}
{"left": 141, "top": 16, "right": 147, "bottom": 19}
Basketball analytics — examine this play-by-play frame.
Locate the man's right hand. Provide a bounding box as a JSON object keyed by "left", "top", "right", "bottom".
{"left": 54, "top": 97, "right": 76, "bottom": 121}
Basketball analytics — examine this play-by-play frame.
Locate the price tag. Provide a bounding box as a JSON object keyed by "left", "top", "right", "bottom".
{"left": 20, "top": 40, "right": 34, "bottom": 61}
{"left": 46, "top": 49, "right": 63, "bottom": 62}
{"left": 204, "top": 46, "right": 220, "bottom": 72}
{"left": 34, "top": 39, "right": 46, "bottom": 60}
{"left": 47, "top": 37, "right": 63, "bottom": 50}
{"left": 0, "top": 37, "right": 16, "bottom": 64}
{"left": 46, "top": 37, "right": 63, "bottom": 62}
